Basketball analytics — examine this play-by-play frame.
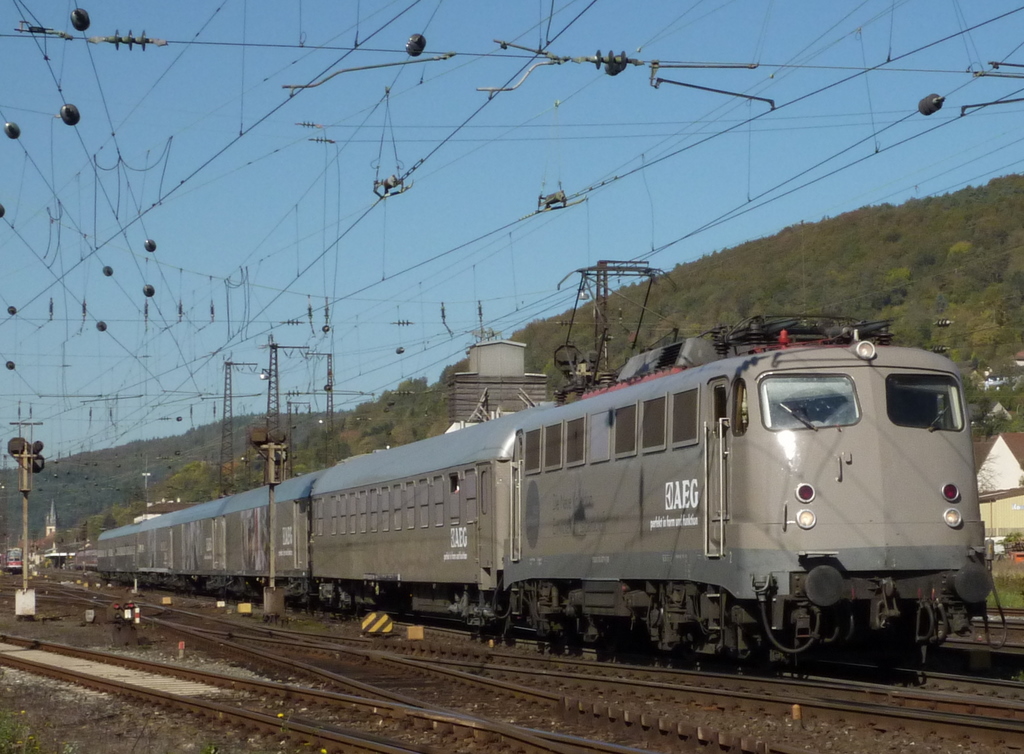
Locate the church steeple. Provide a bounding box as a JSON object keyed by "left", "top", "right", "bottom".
{"left": 45, "top": 500, "right": 57, "bottom": 538}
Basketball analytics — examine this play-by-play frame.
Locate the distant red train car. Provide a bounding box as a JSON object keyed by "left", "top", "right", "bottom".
{"left": 4, "top": 548, "right": 23, "bottom": 575}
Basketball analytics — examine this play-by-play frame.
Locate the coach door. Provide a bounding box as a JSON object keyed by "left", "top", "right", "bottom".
{"left": 704, "top": 379, "right": 729, "bottom": 557}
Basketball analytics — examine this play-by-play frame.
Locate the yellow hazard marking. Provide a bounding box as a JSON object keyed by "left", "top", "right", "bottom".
{"left": 361, "top": 612, "right": 393, "bottom": 634}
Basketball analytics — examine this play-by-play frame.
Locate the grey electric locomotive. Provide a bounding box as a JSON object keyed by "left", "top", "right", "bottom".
{"left": 503, "top": 334, "right": 989, "bottom": 657}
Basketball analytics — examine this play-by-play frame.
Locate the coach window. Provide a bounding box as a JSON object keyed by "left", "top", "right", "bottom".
{"left": 565, "top": 417, "right": 585, "bottom": 466}
{"left": 524, "top": 428, "right": 541, "bottom": 474}
{"left": 671, "top": 388, "right": 699, "bottom": 446}
{"left": 314, "top": 498, "right": 323, "bottom": 537}
{"left": 370, "top": 489, "right": 380, "bottom": 533}
{"left": 394, "top": 484, "right": 404, "bottom": 531}
{"left": 463, "top": 468, "right": 478, "bottom": 523}
{"left": 432, "top": 475, "right": 445, "bottom": 526}
{"left": 330, "top": 494, "right": 338, "bottom": 536}
{"left": 733, "top": 380, "right": 749, "bottom": 436}
{"left": 381, "top": 487, "right": 391, "bottom": 532}
{"left": 447, "top": 472, "right": 460, "bottom": 522}
{"left": 615, "top": 404, "right": 638, "bottom": 457}
{"left": 359, "top": 491, "right": 367, "bottom": 533}
{"left": 589, "top": 410, "right": 611, "bottom": 463}
{"left": 544, "top": 424, "right": 563, "bottom": 470}
{"left": 417, "top": 479, "right": 429, "bottom": 528}
{"left": 348, "top": 493, "right": 356, "bottom": 534}
{"left": 642, "top": 396, "right": 667, "bottom": 452}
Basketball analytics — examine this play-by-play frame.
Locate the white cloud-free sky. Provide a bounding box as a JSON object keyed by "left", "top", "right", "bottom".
{"left": 2, "top": 0, "right": 1024, "bottom": 459}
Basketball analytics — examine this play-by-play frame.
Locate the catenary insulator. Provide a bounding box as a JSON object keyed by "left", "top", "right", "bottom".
{"left": 406, "top": 33, "right": 426, "bottom": 56}
{"left": 96, "top": 321, "right": 106, "bottom": 331}
{"left": 71, "top": 9, "right": 90, "bottom": 32}
{"left": 143, "top": 284, "right": 155, "bottom": 297}
{"left": 605, "top": 50, "right": 628, "bottom": 76}
{"left": 322, "top": 324, "right": 330, "bottom": 333}
{"left": 4, "top": 122, "right": 20, "bottom": 139}
{"left": 60, "top": 104, "right": 81, "bottom": 126}
{"left": 144, "top": 238, "right": 156, "bottom": 252}
{"left": 6, "top": 307, "right": 15, "bottom": 316}
{"left": 918, "top": 94, "right": 944, "bottom": 116}
{"left": 0, "top": 204, "right": 5, "bottom": 219}
{"left": 4, "top": 361, "right": 13, "bottom": 370}
{"left": 102, "top": 266, "right": 113, "bottom": 276}
{"left": 396, "top": 346, "right": 405, "bottom": 354}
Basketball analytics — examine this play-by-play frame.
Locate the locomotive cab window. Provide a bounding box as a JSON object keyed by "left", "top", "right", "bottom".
{"left": 760, "top": 375, "right": 859, "bottom": 430}
{"left": 886, "top": 373, "right": 963, "bottom": 431}
{"left": 733, "top": 380, "right": 749, "bottom": 436}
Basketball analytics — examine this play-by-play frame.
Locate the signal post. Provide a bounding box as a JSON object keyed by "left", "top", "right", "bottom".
{"left": 249, "top": 427, "right": 287, "bottom": 619}
{"left": 8, "top": 434, "right": 44, "bottom": 619}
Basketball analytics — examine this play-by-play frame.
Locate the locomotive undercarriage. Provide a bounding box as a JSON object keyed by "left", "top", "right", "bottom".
{"left": 508, "top": 567, "right": 988, "bottom": 660}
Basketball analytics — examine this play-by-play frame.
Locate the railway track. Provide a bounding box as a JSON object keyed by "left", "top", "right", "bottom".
{"left": 139, "top": 602, "right": 1024, "bottom": 752}
{"left": 9, "top": 580, "right": 1024, "bottom": 752}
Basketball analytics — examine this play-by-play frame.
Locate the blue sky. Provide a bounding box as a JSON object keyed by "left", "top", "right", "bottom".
{"left": 3, "top": 1, "right": 1024, "bottom": 462}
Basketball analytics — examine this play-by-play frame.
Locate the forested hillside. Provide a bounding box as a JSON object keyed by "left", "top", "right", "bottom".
{"left": 10, "top": 174, "right": 1024, "bottom": 543}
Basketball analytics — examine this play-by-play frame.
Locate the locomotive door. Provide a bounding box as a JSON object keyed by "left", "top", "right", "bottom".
{"left": 510, "top": 431, "right": 523, "bottom": 563}
{"left": 704, "top": 379, "right": 729, "bottom": 557}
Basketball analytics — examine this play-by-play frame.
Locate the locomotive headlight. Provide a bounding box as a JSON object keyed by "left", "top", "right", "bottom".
{"left": 851, "top": 340, "right": 877, "bottom": 361}
{"left": 796, "top": 509, "right": 816, "bottom": 529}
{"left": 943, "top": 507, "right": 963, "bottom": 528}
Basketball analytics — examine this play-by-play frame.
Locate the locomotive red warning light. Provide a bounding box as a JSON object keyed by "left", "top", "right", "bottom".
{"left": 941, "top": 483, "right": 960, "bottom": 503}
{"left": 796, "top": 483, "right": 815, "bottom": 503}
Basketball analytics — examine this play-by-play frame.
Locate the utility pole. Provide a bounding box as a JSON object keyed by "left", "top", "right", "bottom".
{"left": 8, "top": 422, "right": 43, "bottom": 619}
{"left": 249, "top": 426, "right": 286, "bottom": 619}
{"left": 261, "top": 336, "right": 307, "bottom": 478}
{"left": 305, "top": 352, "right": 335, "bottom": 430}
{"left": 221, "top": 360, "right": 257, "bottom": 496}
{"left": 285, "top": 400, "right": 310, "bottom": 479}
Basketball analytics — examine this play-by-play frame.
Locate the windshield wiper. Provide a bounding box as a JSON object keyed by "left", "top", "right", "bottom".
{"left": 927, "top": 408, "right": 947, "bottom": 432}
{"left": 780, "top": 402, "right": 817, "bottom": 431}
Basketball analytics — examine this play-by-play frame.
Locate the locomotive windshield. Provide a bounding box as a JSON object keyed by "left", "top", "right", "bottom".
{"left": 885, "top": 373, "right": 964, "bottom": 431}
{"left": 759, "top": 375, "right": 859, "bottom": 430}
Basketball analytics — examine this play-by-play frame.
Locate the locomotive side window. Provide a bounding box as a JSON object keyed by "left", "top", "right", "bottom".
{"left": 544, "top": 424, "right": 563, "bottom": 470}
{"left": 615, "top": 404, "right": 638, "bottom": 457}
{"left": 642, "top": 396, "right": 667, "bottom": 452}
{"left": 589, "top": 411, "right": 611, "bottom": 463}
{"left": 566, "top": 417, "right": 585, "bottom": 466}
{"left": 524, "top": 429, "right": 542, "bottom": 474}
{"left": 671, "top": 388, "right": 699, "bottom": 446}
{"left": 886, "top": 373, "right": 963, "bottom": 431}
{"left": 381, "top": 487, "right": 390, "bottom": 532}
{"left": 760, "top": 375, "right": 859, "bottom": 430}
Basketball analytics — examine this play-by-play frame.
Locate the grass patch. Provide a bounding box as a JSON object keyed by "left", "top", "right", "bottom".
{"left": 0, "top": 709, "right": 44, "bottom": 754}
{"left": 990, "top": 561, "right": 1024, "bottom": 609}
